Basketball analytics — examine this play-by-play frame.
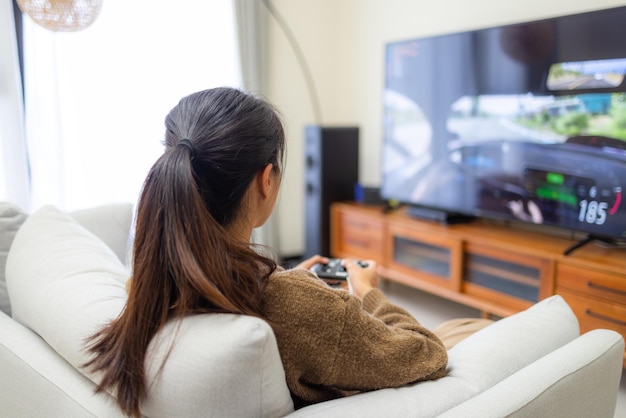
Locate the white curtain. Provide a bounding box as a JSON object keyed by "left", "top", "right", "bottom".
{"left": 0, "top": 0, "right": 30, "bottom": 210}
{"left": 234, "top": 0, "right": 282, "bottom": 255}
{"left": 22, "top": 0, "right": 242, "bottom": 212}
{"left": 234, "top": 0, "right": 268, "bottom": 95}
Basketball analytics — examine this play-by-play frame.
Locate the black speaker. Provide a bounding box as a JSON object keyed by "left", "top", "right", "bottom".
{"left": 304, "top": 126, "right": 359, "bottom": 258}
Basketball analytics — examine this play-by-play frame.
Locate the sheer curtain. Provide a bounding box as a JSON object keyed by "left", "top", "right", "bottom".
{"left": 0, "top": 0, "right": 29, "bottom": 209}
{"left": 234, "top": 0, "right": 281, "bottom": 254}
{"left": 22, "top": 0, "right": 241, "bottom": 212}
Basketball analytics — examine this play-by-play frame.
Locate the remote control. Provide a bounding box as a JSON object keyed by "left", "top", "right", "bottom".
{"left": 311, "top": 258, "right": 368, "bottom": 281}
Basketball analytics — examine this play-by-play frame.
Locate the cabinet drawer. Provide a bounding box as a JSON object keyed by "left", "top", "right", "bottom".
{"left": 558, "top": 289, "right": 626, "bottom": 337}
{"left": 333, "top": 211, "right": 384, "bottom": 262}
{"left": 557, "top": 264, "right": 626, "bottom": 305}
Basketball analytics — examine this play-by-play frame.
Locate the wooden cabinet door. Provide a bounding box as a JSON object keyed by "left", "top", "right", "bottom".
{"left": 463, "top": 243, "right": 554, "bottom": 313}
{"left": 385, "top": 220, "right": 462, "bottom": 292}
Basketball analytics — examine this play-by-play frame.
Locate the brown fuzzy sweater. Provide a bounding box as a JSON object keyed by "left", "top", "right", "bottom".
{"left": 261, "top": 268, "right": 448, "bottom": 407}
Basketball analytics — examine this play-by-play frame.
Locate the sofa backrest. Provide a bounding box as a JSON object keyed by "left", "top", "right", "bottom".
{"left": 5, "top": 205, "right": 294, "bottom": 418}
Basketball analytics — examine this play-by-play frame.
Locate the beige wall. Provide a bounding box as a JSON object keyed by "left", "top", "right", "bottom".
{"left": 266, "top": 0, "right": 626, "bottom": 256}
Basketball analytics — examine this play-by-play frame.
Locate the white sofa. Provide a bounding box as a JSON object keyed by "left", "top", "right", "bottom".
{"left": 0, "top": 203, "right": 623, "bottom": 418}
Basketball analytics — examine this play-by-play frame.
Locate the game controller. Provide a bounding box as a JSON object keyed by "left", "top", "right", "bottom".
{"left": 311, "top": 258, "right": 369, "bottom": 281}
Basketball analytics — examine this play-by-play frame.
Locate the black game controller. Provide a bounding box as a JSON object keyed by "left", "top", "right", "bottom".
{"left": 311, "top": 258, "right": 368, "bottom": 281}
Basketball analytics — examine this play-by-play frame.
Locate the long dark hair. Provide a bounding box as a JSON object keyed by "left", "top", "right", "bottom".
{"left": 85, "top": 87, "right": 286, "bottom": 417}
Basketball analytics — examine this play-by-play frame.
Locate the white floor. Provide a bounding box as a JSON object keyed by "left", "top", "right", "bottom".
{"left": 382, "top": 280, "right": 626, "bottom": 418}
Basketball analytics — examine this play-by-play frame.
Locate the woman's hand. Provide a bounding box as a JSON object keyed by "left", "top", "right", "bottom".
{"left": 295, "top": 254, "right": 329, "bottom": 271}
{"left": 344, "top": 259, "right": 379, "bottom": 299}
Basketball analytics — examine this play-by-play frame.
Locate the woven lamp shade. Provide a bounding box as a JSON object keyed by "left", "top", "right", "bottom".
{"left": 17, "top": 0, "right": 103, "bottom": 32}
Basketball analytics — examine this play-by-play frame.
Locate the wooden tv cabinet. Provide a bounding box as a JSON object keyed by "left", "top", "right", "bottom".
{"left": 330, "top": 202, "right": 626, "bottom": 366}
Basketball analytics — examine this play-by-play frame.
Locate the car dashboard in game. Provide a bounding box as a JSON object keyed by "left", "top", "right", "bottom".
{"left": 450, "top": 137, "right": 626, "bottom": 241}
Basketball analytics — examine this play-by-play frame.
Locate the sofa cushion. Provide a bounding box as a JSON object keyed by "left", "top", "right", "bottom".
{"left": 289, "top": 294, "right": 580, "bottom": 418}
{"left": 446, "top": 294, "right": 579, "bottom": 378}
{"left": 0, "top": 202, "right": 28, "bottom": 316}
{"left": 5, "top": 205, "right": 129, "bottom": 369}
{"left": 5, "top": 205, "right": 294, "bottom": 418}
{"left": 0, "top": 202, "right": 132, "bottom": 316}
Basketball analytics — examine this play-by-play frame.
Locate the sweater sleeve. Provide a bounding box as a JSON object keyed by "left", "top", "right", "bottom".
{"left": 262, "top": 269, "right": 447, "bottom": 403}
{"left": 327, "top": 288, "right": 448, "bottom": 391}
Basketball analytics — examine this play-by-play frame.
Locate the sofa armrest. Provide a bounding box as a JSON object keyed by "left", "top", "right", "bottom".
{"left": 439, "top": 329, "right": 624, "bottom": 418}
{"left": 0, "top": 311, "right": 124, "bottom": 417}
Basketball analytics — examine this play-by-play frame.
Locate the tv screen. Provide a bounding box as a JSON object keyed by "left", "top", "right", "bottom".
{"left": 381, "top": 6, "right": 626, "bottom": 241}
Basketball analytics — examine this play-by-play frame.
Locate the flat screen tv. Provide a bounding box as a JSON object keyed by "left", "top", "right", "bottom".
{"left": 380, "top": 6, "right": 626, "bottom": 243}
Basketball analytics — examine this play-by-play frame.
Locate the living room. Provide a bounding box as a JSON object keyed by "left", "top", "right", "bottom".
{"left": 1, "top": 0, "right": 625, "bottom": 416}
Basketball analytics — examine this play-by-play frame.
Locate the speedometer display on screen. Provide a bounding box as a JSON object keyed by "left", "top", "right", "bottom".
{"left": 523, "top": 167, "right": 625, "bottom": 238}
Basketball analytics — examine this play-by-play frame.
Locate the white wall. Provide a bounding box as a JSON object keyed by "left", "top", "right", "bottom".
{"left": 266, "top": 0, "right": 626, "bottom": 256}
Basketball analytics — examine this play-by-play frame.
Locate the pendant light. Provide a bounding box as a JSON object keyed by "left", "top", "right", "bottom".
{"left": 16, "top": 0, "right": 103, "bottom": 32}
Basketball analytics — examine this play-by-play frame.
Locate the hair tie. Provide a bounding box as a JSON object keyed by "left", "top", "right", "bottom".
{"left": 177, "top": 138, "right": 197, "bottom": 160}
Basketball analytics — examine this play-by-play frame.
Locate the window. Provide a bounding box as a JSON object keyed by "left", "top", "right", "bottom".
{"left": 23, "top": 0, "right": 241, "bottom": 211}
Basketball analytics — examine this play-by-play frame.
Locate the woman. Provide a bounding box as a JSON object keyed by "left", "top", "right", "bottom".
{"left": 86, "top": 87, "right": 448, "bottom": 417}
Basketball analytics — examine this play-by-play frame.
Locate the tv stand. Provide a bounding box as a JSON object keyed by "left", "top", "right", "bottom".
{"left": 330, "top": 202, "right": 626, "bottom": 366}
{"left": 406, "top": 206, "right": 475, "bottom": 225}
